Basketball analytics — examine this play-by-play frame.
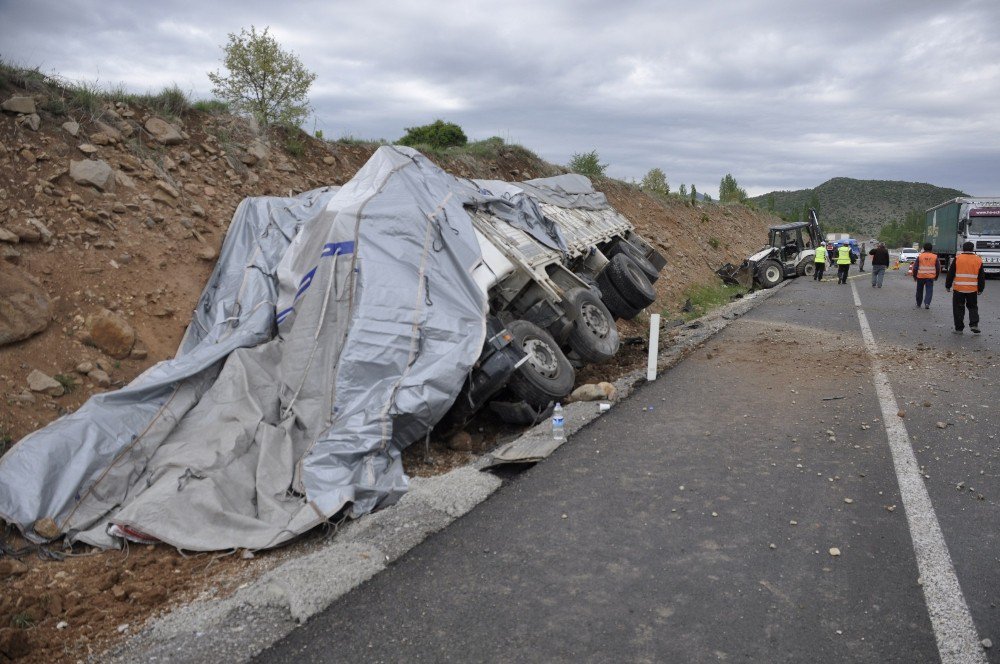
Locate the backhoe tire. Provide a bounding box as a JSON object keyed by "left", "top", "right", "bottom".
{"left": 505, "top": 320, "right": 576, "bottom": 407}
{"left": 800, "top": 262, "right": 816, "bottom": 277}
{"left": 600, "top": 254, "right": 656, "bottom": 309}
{"left": 564, "top": 287, "right": 620, "bottom": 363}
{"left": 757, "top": 260, "right": 784, "bottom": 289}
{"left": 608, "top": 240, "right": 660, "bottom": 283}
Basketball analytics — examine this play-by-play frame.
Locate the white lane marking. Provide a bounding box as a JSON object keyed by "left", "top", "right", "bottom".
{"left": 850, "top": 281, "right": 986, "bottom": 663}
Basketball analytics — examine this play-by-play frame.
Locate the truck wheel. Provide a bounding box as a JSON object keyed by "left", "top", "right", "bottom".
{"left": 564, "top": 287, "right": 620, "bottom": 363}
{"left": 596, "top": 276, "right": 642, "bottom": 320}
{"left": 801, "top": 262, "right": 816, "bottom": 277}
{"left": 505, "top": 320, "right": 576, "bottom": 407}
{"left": 757, "top": 260, "right": 784, "bottom": 288}
{"left": 600, "top": 254, "right": 656, "bottom": 309}
{"left": 609, "top": 241, "right": 660, "bottom": 283}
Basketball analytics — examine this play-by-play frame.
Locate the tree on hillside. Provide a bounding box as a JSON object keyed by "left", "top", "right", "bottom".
{"left": 690, "top": 184, "right": 697, "bottom": 203}
{"left": 208, "top": 26, "right": 317, "bottom": 127}
{"left": 640, "top": 168, "right": 669, "bottom": 196}
{"left": 398, "top": 120, "right": 468, "bottom": 149}
{"left": 568, "top": 150, "right": 608, "bottom": 178}
{"left": 719, "top": 174, "right": 747, "bottom": 203}
{"left": 679, "top": 183, "right": 687, "bottom": 197}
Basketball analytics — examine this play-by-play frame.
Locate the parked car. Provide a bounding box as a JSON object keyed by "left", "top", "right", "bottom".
{"left": 899, "top": 248, "right": 920, "bottom": 262}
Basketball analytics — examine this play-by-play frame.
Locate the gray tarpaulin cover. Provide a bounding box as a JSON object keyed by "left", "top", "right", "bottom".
{"left": 0, "top": 146, "right": 488, "bottom": 551}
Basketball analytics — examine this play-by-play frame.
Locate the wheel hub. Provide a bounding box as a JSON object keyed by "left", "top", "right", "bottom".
{"left": 522, "top": 337, "right": 559, "bottom": 378}
{"left": 580, "top": 303, "right": 610, "bottom": 338}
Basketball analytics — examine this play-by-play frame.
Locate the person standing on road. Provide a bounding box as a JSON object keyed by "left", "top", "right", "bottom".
{"left": 869, "top": 242, "right": 890, "bottom": 288}
{"left": 813, "top": 242, "right": 828, "bottom": 281}
{"left": 913, "top": 242, "right": 940, "bottom": 308}
{"left": 836, "top": 243, "right": 852, "bottom": 284}
{"left": 858, "top": 242, "right": 867, "bottom": 272}
{"left": 946, "top": 241, "right": 985, "bottom": 334}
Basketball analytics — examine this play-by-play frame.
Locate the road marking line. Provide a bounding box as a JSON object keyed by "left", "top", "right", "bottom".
{"left": 850, "top": 281, "right": 986, "bottom": 664}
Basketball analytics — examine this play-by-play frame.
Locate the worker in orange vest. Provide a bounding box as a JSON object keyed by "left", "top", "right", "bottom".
{"left": 913, "top": 242, "right": 939, "bottom": 309}
{"left": 945, "top": 241, "right": 985, "bottom": 334}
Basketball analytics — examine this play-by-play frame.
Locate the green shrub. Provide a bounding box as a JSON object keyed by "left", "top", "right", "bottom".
{"left": 567, "top": 150, "right": 607, "bottom": 178}
{"left": 68, "top": 81, "right": 102, "bottom": 115}
{"left": 285, "top": 131, "right": 305, "bottom": 157}
{"left": 150, "top": 84, "right": 189, "bottom": 117}
{"left": 192, "top": 99, "right": 230, "bottom": 115}
{"left": 640, "top": 168, "right": 669, "bottom": 196}
{"left": 398, "top": 119, "right": 468, "bottom": 149}
{"left": 708, "top": 237, "right": 720, "bottom": 249}
{"left": 54, "top": 374, "right": 76, "bottom": 393}
{"left": 40, "top": 98, "right": 67, "bottom": 115}
{"left": 463, "top": 136, "right": 506, "bottom": 158}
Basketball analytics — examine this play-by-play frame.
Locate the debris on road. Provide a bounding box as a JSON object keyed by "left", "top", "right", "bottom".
{"left": 829, "top": 547, "right": 842, "bottom": 557}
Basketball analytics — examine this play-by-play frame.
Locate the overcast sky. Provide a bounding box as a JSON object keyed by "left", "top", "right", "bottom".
{"left": 2, "top": 0, "right": 998, "bottom": 197}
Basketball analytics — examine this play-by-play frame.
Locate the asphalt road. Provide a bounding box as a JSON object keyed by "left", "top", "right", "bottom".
{"left": 257, "top": 263, "right": 999, "bottom": 663}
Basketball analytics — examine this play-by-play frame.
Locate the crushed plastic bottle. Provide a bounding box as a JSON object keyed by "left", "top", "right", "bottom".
{"left": 552, "top": 402, "right": 565, "bottom": 441}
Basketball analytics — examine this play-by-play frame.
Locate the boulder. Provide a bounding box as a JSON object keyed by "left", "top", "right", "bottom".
{"left": 0, "top": 268, "right": 51, "bottom": 346}
{"left": 0, "top": 228, "right": 18, "bottom": 244}
{"left": 88, "top": 368, "right": 112, "bottom": 387}
{"left": 569, "top": 382, "right": 617, "bottom": 402}
{"left": 33, "top": 517, "right": 61, "bottom": 539}
{"left": 0, "top": 627, "right": 31, "bottom": 659}
{"left": 1, "top": 95, "right": 35, "bottom": 114}
{"left": 70, "top": 158, "right": 113, "bottom": 191}
{"left": 25, "top": 113, "right": 40, "bottom": 131}
{"left": 447, "top": 430, "right": 474, "bottom": 452}
{"left": 85, "top": 309, "right": 136, "bottom": 358}
{"left": 62, "top": 120, "right": 80, "bottom": 136}
{"left": 144, "top": 117, "right": 183, "bottom": 145}
{"left": 0, "top": 558, "right": 28, "bottom": 579}
{"left": 247, "top": 139, "right": 270, "bottom": 163}
{"left": 28, "top": 369, "right": 64, "bottom": 396}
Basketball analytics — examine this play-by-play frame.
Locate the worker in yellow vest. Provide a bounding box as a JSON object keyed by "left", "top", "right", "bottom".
{"left": 813, "top": 242, "right": 828, "bottom": 281}
{"left": 835, "top": 243, "right": 852, "bottom": 284}
{"left": 945, "top": 241, "right": 985, "bottom": 334}
{"left": 913, "top": 242, "right": 939, "bottom": 309}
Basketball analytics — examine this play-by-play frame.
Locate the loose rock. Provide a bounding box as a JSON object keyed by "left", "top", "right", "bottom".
{"left": 0, "top": 268, "right": 51, "bottom": 345}
{"left": 1, "top": 95, "right": 36, "bottom": 114}
{"left": 84, "top": 308, "right": 136, "bottom": 359}
{"left": 144, "top": 117, "right": 183, "bottom": 145}
{"left": 829, "top": 547, "right": 841, "bottom": 557}
{"left": 70, "top": 158, "right": 113, "bottom": 191}
{"left": 27, "top": 369, "right": 64, "bottom": 396}
{"left": 33, "top": 516, "right": 61, "bottom": 539}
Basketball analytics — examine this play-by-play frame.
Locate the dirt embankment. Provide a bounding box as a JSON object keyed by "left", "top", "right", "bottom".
{"left": 0, "top": 80, "right": 779, "bottom": 662}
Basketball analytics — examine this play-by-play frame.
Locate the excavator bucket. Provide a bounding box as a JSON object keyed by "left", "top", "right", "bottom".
{"left": 716, "top": 261, "right": 754, "bottom": 289}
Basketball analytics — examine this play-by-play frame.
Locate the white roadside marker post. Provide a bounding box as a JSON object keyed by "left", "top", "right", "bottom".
{"left": 647, "top": 313, "right": 660, "bottom": 381}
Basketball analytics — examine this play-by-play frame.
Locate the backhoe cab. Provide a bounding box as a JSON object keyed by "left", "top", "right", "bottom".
{"left": 717, "top": 209, "right": 823, "bottom": 289}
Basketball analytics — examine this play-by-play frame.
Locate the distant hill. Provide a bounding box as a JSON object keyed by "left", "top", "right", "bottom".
{"left": 750, "top": 177, "right": 967, "bottom": 236}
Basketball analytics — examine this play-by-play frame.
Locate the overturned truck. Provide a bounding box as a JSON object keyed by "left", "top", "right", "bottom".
{"left": 0, "top": 146, "right": 663, "bottom": 552}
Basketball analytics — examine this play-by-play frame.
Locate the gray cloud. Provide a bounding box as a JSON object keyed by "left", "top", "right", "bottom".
{"left": 1, "top": 0, "right": 998, "bottom": 198}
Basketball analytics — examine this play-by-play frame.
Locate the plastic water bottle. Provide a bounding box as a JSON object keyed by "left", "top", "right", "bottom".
{"left": 552, "top": 402, "right": 565, "bottom": 441}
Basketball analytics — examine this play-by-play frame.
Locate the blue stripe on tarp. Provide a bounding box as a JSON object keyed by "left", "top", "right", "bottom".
{"left": 321, "top": 241, "right": 355, "bottom": 257}
{"left": 296, "top": 267, "right": 317, "bottom": 299}
{"left": 276, "top": 307, "right": 294, "bottom": 323}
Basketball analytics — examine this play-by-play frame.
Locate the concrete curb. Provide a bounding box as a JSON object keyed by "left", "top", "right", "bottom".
{"left": 103, "top": 282, "right": 789, "bottom": 663}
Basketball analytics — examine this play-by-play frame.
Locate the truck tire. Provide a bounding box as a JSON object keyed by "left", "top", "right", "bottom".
{"left": 757, "top": 260, "right": 784, "bottom": 288}
{"left": 608, "top": 240, "right": 660, "bottom": 283}
{"left": 596, "top": 276, "right": 643, "bottom": 320}
{"left": 564, "top": 287, "right": 620, "bottom": 363}
{"left": 505, "top": 320, "right": 576, "bottom": 407}
{"left": 600, "top": 254, "right": 656, "bottom": 309}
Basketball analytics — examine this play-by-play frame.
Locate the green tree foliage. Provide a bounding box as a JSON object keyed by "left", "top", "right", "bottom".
{"left": 640, "top": 168, "right": 669, "bottom": 195}
{"left": 878, "top": 209, "right": 925, "bottom": 247}
{"left": 208, "top": 26, "right": 317, "bottom": 127}
{"left": 398, "top": 119, "right": 468, "bottom": 149}
{"left": 690, "top": 184, "right": 698, "bottom": 203}
{"left": 719, "top": 174, "right": 748, "bottom": 203}
{"left": 567, "top": 150, "right": 608, "bottom": 178}
{"left": 679, "top": 183, "right": 687, "bottom": 197}
{"left": 766, "top": 194, "right": 775, "bottom": 212}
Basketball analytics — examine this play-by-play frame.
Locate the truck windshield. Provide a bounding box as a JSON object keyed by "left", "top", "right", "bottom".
{"left": 969, "top": 217, "right": 1000, "bottom": 235}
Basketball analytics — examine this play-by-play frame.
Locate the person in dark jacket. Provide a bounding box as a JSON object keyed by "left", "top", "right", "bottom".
{"left": 946, "top": 241, "right": 986, "bottom": 334}
{"left": 869, "top": 243, "right": 890, "bottom": 288}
